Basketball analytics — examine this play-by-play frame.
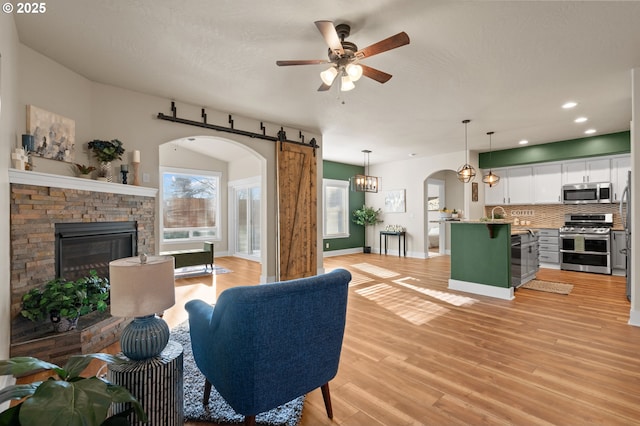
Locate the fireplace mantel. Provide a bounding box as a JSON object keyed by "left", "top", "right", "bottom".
{"left": 9, "top": 169, "right": 157, "bottom": 197}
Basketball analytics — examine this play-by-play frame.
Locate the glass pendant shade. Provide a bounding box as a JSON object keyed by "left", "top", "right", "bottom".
{"left": 457, "top": 164, "right": 477, "bottom": 183}
{"left": 482, "top": 131, "right": 500, "bottom": 187}
{"left": 457, "top": 119, "right": 476, "bottom": 183}
{"left": 345, "top": 63, "right": 363, "bottom": 81}
{"left": 351, "top": 150, "right": 379, "bottom": 192}
{"left": 482, "top": 170, "right": 501, "bottom": 187}
{"left": 320, "top": 67, "right": 338, "bottom": 85}
{"left": 340, "top": 74, "right": 355, "bottom": 92}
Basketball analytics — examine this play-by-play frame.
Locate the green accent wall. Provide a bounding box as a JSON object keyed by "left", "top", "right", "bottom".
{"left": 450, "top": 223, "right": 511, "bottom": 287}
{"left": 323, "top": 160, "right": 365, "bottom": 252}
{"left": 479, "top": 131, "right": 630, "bottom": 169}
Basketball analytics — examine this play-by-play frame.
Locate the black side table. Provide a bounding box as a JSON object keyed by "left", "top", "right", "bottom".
{"left": 380, "top": 231, "right": 406, "bottom": 257}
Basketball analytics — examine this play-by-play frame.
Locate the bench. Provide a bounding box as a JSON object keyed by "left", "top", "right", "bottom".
{"left": 160, "top": 242, "right": 214, "bottom": 271}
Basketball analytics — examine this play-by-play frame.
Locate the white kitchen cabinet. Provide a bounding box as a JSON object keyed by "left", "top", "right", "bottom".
{"left": 562, "top": 158, "right": 611, "bottom": 184}
{"left": 533, "top": 163, "right": 562, "bottom": 204}
{"left": 484, "top": 167, "right": 533, "bottom": 205}
{"left": 611, "top": 155, "right": 631, "bottom": 202}
{"left": 612, "top": 231, "right": 627, "bottom": 271}
{"left": 506, "top": 167, "right": 533, "bottom": 204}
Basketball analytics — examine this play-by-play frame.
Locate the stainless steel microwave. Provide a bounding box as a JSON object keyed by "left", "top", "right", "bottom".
{"left": 562, "top": 182, "right": 612, "bottom": 204}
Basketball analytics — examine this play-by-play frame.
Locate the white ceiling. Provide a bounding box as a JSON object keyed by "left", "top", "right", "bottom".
{"left": 14, "top": 1, "right": 640, "bottom": 166}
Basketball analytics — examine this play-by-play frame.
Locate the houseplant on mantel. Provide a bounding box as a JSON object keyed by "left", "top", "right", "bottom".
{"left": 0, "top": 353, "right": 146, "bottom": 425}
{"left": 20, "top": 270, "right": 110, "bottom": 333}
{"left": 352, "top": 205, "right": 383, "bottom": 253}
{"left": 87, "top": 139, "right": 125, "bottom": 183}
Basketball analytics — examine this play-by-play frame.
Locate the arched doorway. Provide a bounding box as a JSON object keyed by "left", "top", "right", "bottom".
{"left": 424, "top": 170, "right": 463, "bottom": 257}
{"left": 158, "top": 135, "right": 265, "bottom": 267}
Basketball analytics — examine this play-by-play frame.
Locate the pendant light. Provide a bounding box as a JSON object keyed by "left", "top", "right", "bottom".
{"left": 350, "top": 150, "right": 379, "bottom": 192}
{"left": 457, "top": 119, "right": 476, "bottom": 183}
{"left": 482, "top": 131, "right": 501, "bottom": 187}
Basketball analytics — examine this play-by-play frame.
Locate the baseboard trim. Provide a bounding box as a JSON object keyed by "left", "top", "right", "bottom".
{"left": 448, "top": 278, "right": 515, "bottom": 300}
{"left": 628, "top": 307, "right": 640, "bottom": 327}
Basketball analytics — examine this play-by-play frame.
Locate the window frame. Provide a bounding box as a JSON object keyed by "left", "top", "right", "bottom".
{"left": 160, "top": 166, "right": 222, "bottom": 245}
{"left": 322, "top": 178, "right": 350, "bottom": 239}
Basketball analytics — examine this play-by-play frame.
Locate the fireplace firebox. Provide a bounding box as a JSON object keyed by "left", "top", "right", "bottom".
{"left": 55, "top": 222, "right": 138, "bottom": 281}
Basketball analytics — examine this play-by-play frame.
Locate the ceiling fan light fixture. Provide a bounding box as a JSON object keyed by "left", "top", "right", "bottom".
{"left": 340, "top": 74, "right": 355, "bottom": 92}
{"left": 345, "top": 63, "right": 363, "bottom": 81}
{"left": 320, "top": 66, "right": 338, "bottom": 85}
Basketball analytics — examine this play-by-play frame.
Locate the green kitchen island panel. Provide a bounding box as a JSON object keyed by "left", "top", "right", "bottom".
{"left": 448, "top": 222, "right": 514, "bottom": 300}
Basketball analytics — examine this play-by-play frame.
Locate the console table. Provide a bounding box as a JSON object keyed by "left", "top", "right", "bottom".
{"left": 108, "top": 340, "right": 184, "bottom": 426}
{"left": 380, "top": 231, "right": 407, "bottom": 257}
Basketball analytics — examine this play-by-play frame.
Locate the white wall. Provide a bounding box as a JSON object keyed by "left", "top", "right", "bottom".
{"left": 367, "top": 152, "right": 483, "bottom": 258}
{"left": 14, "top": 41, "right": 322, "bottom": 285}
{"left": 629, "top": 69, "right": 639, "bottom": 326}
{"left": 0, "top": 11, "right": 19, "bottom": 397}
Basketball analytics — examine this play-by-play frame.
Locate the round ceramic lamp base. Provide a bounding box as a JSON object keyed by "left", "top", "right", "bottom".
{"left": 120, "top": 315, "right": 170, "bottom": 360}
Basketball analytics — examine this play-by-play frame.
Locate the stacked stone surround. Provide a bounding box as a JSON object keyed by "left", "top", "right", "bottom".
{"left": 9, "top": 181, "right": 156, "bottom": 344}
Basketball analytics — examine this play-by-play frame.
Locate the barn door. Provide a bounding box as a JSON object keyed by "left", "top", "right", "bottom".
{"left": 277, "top": 141, "right": 317, "bottom": 280}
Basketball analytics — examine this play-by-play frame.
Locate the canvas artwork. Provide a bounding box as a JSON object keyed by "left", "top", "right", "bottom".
{"left": 26, "top": 105, "right": 75, "bottom": 162}
{"left": 384, "top": 189, "right": 406, "bottom": 213}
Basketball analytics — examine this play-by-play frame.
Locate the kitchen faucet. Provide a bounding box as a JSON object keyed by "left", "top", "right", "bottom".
{"left": 491, "top": 206, "right": 506, "bottom": 221}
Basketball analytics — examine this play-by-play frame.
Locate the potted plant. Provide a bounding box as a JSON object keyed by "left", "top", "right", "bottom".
{"left": 352, "top": 205, "right": 383, "bottom": 253}
{"left": 87, "top": 139, "right": 125, "bottom": 182}
{"left": 0, "top": 353, "right": 146, "bottom": 426}
{"left": 74, "top": 163, "right": 96, "bottom": 178}
{"left": 20, "top": 270, "right": 110, "bottom": 333}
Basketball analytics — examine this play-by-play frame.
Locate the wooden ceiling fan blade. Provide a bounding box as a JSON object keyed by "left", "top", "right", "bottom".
{"left": 318, "top": 82, "right": 332, "bottom": 92}
{"left": 356, "top": 31, "right": 410, "bottom": 59}
{"left": 360, "top": 64, "right": 392, "bottom": 84}
{"left": 314, "top": 20, "right": 344, "bottom": 56}
{"left": 276, "top": 59, "right": 329, "bottom": 66}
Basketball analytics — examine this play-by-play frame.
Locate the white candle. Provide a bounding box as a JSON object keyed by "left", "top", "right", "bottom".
{"left": 132, "top": 150, "right": 140, "bottom": 163}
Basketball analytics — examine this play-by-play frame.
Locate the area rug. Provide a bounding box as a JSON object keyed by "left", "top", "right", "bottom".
{"left": 520, "top": 279, "right": 573, "bottom": 295}
{"left": 170, "top": 322, "right": 304, "bottom": 425}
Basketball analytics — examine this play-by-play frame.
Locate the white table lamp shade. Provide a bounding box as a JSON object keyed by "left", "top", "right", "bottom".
{"left": 109, "top": 255, "right": 175, "bottom": 317}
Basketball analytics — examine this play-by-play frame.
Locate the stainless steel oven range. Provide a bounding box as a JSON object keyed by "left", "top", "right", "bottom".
{"left": 560, "top": 213, "right": 613, "bottom": 275}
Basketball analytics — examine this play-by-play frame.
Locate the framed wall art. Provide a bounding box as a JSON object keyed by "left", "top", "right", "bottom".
{"left": 26, "top": 105, "right": 75, "bottom": 162}
{"left": 384, "top": 189, "right": 406, "bottom": 213}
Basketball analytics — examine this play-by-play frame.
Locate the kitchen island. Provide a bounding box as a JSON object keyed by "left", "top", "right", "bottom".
{"left": 448, "top": 221, "right": 514, "bottom": 300}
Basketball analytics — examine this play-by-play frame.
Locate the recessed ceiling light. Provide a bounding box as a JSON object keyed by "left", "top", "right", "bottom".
{"left": 562, "top": 101, "right": 578, "bottom": 109}
{"left": 585, "top": 129, "right": 596, "bottom": 135}
{"left": 574, "top": 117, "right": 588, "bottom": 123}
{"left": 409, "top": 153, "right": 417, "bottom": 157}
{"left": 519, "top": 140, "right": 529, "bottom": 145}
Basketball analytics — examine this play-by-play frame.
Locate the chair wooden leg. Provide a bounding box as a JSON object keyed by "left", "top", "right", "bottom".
{"left": 321, "top": 382, "right": 333, "bottom": 419}
{"left": 244, "top": 415, "right": 256, "bottom": 426}
{"left": 203, "top": 378, "right": 212, "bottom": 406}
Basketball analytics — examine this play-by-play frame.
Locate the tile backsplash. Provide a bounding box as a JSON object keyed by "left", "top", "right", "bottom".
{"left": 483, "top": 203, "right": 626, "bottom": 229}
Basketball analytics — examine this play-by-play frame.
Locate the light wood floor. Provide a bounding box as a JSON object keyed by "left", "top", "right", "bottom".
{"left": 23, "top": 255, "right": 634, "bottom": 425}
{"left": 170, "top": 254, "right": 639, "bottom": 426}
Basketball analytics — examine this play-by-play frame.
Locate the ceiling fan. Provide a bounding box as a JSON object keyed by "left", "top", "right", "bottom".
{"left": 276, "top": 21, "right": 410, "bottom": 92}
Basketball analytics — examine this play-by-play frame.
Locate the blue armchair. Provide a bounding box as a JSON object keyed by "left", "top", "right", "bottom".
{"left": 185, "top": 268, "right": 351, "bottom": 426}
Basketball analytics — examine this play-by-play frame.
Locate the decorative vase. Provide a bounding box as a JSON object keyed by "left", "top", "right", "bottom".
{"left": 100, "top": 161, "right": 113, "bottom": 182}
{"left": 50, "top": 314, "right": 79, "bottom": 333}
{"left": 79, "top": 173, "right": 92, "bottom": 179}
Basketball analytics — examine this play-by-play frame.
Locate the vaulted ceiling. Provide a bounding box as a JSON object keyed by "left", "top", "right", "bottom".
{"left": 14, "top": 1, "right": 640, "bottom": 165}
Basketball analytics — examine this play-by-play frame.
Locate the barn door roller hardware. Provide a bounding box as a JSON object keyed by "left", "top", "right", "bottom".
{"left": 157, "top": 102, "right": 319, "bottom": 154}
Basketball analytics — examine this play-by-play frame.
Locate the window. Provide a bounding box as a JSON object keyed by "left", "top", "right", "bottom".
{"left": 323, "top": 179, "right": 350, "bottom": 238}
{"left": 160, "top": 167, "right": 221, "bottom": 242}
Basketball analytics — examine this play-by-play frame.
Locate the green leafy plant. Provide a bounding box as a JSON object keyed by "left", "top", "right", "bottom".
{"left": 74, "top": 163, "right": 96, "bottom": 174}
{"left": 20, "top": 271, "right": 109, "bottom": 325}
{"left": 88, "top": 139, "right": 125, "bottom": 163}
{"left": 0, "top": 354, "right": 146, "bottom": 426}
{"left": 352, "top": 205, "right": 383, "bottom": 251}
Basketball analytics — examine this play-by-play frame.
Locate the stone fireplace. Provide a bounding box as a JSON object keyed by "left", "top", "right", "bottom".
{"left": 9, "top": 169, "right": 157, "bottom": 363}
